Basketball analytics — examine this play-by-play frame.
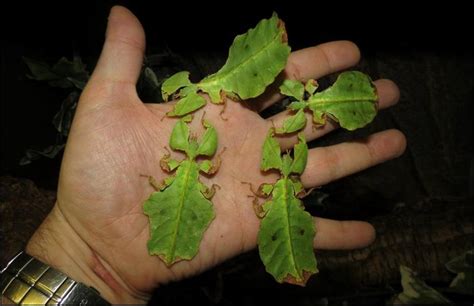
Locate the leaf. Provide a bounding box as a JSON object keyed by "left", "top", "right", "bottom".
{"left": 20, "top": 144, "right": 65, "bottom": 165}
{"left": 279, "top": 79, "right": 305, "bottom": 101}
{"left": 258, "top": 178, "right": 317, "bottom": 285}
{"left": 445, "top": 250, "right": 474, "bottom": 295}
{"left": 166, "top": 92, "right": 206, "bottom": 117}
{"left": 307, "top": 71, "right": 377, "bottom": 130}
{"left": 290, "top": 133, "right": 308, "bottom": 175}
{"left": 275, "top": 109, "right": 307, "bottom": 134}
{"left": 198, "top": 13, "right": 290, "bottom": 103}
{"left": 137, "top": 67, "right": 163, "bottom": 103}
{"left": 23, "top": 57, "right": 59, "bottom": 81}
{"left": 143, "top": 160, "right": 215, "bottom": 265}
{"left": 143, "top": 119, "right": 220, "bottom": 265}
{"left": 390, "top": 265, "right": 453, "bottom": 305}
{"left": 23, "top": 56, "right": 90, "bottom": 90}
{"left": 52, "top": 91, "right": 79, "bottom": 136}
{"left": 261, "top": 130, "right": 282, "bottom": 171}
{"left": 161, "top": 71, "right": 192, "bottom": 101}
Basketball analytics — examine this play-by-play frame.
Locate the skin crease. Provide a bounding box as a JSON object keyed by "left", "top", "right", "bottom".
{"left": 22, "top": 5, "right": 406, "bottom": 304}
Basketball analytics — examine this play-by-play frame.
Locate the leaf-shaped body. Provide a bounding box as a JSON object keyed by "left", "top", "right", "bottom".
{"left": 278, "top": 71, "right": 377, "bottom": 134}
{"left": 198, "top": 14, "right": 290, "bottom": 102}
{"left": 307, "top": 71, "right": 377, "bottom": 130}
{"left": 391, "top": 265, "right": 453, "bottom": 305}
{"left": 143, "top": 160, "right": 215, "bottom": 265}
{"left": 258, "top": 178, "right": 317, "bottom": 285}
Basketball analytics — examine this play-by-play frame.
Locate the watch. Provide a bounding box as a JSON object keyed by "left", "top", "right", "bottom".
{"left": 1, "top": 252, "right": 110, "bottom": 305}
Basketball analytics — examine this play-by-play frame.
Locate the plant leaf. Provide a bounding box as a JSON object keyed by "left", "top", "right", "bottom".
{"left": 23, "top": 57, "right": 59, "bottom": 81}
{"left": 143, "top": 160, "right": 215, "bottom": 265}
{"left": 307, "top": 71, "right": 377, "bottom": 130}
{"left": 390, "top": 265, "right": 453, "bottom": 305}
{"left": 280, "top": 79, "right": 305, "bottom": 101}
{"left": 52, "top": 91, "right": 79, "bottom": 136}
{"left": 261, "top": 130, "right": 282, "bottom": 171}
{"left": 161, "top": 71, "right": 192, "bottom": 101}
{"left": 19, "top": 144, "right": 65, "bottom": 165}
{"left": 258, "top": 178, "right": 317, "bottom": 285}
{"left": 198, "top": 13, "right": 290, "bottom": 103}
{"left": 23, "top": 56, "right": 89, "bottom": 90}
{"left": 275, "top": 109, "right": 307, "bottom": 134}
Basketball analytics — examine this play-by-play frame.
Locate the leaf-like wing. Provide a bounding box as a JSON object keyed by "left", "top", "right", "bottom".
{"left": 290, "top": 133, "right": 308, "bottom": 175}
{"left": 307, "top": 71, "right": 377, "bottom": 130}
{"left": 196, "top": 121, "right": 218, "bottom": 157}
{"left": 143, "top": 160, "right": 215, "bottom": 265}
{"left": 275, "top": 109, "right": 307, "bottom": 134}
{"left": 304, "top": 79, "right": 318, "bottom": 95}
{"left": 261, "top": 130, "right": 282, "bottom": 171}
{"left": 198, "top": 14, "right": 290, "bottom": 103}
{"left": 169, "top": 119, "right": 190, "bottom": 153}
{"left": 280, "top": 79, "right": 304, "bottom": 101}
{"left": 258, "top": 179, "right": 317, "bottom": 285}
{"left": 166, "top": 92, "right": 206, "bottom": 117}
{"left": 161, "top": 71, "right": 192, "bottom": 101}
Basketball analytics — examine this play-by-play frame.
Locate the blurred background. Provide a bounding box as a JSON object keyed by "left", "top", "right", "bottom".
{"left": 1, "top": 1, "right": 472, "bottom": 305}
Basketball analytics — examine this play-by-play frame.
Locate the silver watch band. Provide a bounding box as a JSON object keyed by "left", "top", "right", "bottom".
{"left": 1, "top": 252, "right": 110, "bottom": 305}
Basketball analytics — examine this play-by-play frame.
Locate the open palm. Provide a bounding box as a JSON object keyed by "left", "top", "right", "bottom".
{"left": 28, "top": 6, "right": 405, "bottom": 302}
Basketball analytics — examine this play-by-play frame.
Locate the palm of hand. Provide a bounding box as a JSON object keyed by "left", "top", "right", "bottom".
{"left": 49, "top": 6, "right": 404, "bottom": 296}
{"left": 58, "top": 82, "right": 273, "bottom": 291}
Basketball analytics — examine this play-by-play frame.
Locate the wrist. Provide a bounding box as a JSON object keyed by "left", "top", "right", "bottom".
{"left": 25, "top": 204, "right": 148, "bottom": 304}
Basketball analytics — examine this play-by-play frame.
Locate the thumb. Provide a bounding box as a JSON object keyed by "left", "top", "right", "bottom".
{"left": 89, "top": 6, "right": 145, "bottom": 85}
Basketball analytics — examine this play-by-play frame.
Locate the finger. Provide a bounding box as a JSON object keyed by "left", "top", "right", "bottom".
{"left": 250, "top": 40, "right": 361, "bottom": 112}
{"left": 301, "top": 129, "right": 406, "bottom": 188}
{"left": 88, "top": 6, "right": 145, "bottom": 86}
{"left": 271, "top": 79, "right": 400, "bottom": 150}
{"left": 313, "top": 218, "right": 375, "bottom": 250}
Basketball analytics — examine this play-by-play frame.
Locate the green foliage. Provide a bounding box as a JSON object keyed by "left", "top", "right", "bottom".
{"left": 276, "top": 71, "right": 378, "bottom": 133}
{"left": 257, "top": 131, "right": 317, "bottom": 285}
{"left": 143, "top": 117, "right": 219, "bottom": 265}
{"left": 23, "top": 56, "right": 89, "bottom": 90}
{"left": 161, "top": 13, "right": 290, "bottom": 116}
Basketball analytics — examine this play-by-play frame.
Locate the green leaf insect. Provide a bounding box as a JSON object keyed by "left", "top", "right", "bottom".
{"left": 162, "top": 13, "right": 291, "bottom": 117}
{"left": 389, "top": 265, "right": 453, "bottom": 305}
{"left": 276, "top": 71, "right": 378, "bottom": 133}
{"left": 445, "top": 250, "right": 474, "bottom": 295}
{"left": 254, "top": 130, "right": 317, "bottom": 285}
{"left": 143, "top": 116, "right": 221, "bottom": 265}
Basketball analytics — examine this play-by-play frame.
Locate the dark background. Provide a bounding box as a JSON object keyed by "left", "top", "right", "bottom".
{"left": 1, "top": 1, "right": 472, "bottom": 305}
{"left": 0, "top": 1, "right": 471, "bottom": 187}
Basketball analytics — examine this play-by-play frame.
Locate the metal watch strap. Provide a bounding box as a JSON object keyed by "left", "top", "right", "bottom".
{"left": 1, "top": 252, "right": 110, "bottom": 305}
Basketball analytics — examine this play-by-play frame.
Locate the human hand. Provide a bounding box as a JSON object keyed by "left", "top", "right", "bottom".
{"left": 26, "top": 6, "right": 406, "bottom": 303}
